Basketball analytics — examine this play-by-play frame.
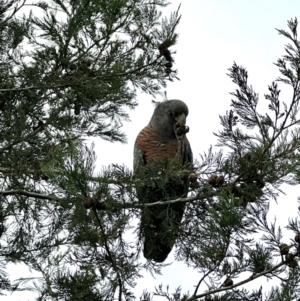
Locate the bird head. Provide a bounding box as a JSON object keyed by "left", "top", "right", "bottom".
{"left": 149, "top": 99, "right": 189, "bottom": 139}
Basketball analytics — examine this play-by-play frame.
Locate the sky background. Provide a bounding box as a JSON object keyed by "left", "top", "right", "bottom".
{"left": 5, "top": 1, "right": 300, "bottom": 300}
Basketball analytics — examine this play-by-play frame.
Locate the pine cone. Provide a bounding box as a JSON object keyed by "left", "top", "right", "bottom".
{"left": 285, "top": 253, "right": 294, "bottom": 262}
{"left": 280, "top": 244, "right": 289, "bottom": 255}
{"left": 223, "top": 278, "right": 233, "bottom": 287}
{"left": 288, "top": 258, "right": 298, "bottom": 268}
{"left": 188, "top": 172, "right": 199, "bottom": 183}
{"left": 208, "top": 175, "right": 218, "bottom": 187}
{"left": 295, "top": 233, "right": 300, "bottom": 243}
{"left": 190, "top": 181, "right": 200, "bottom": 189}
{"left": 83, "top": 197, "right": 95, "bottom": 209}
{"left": 175, "top": 124, "right": 189, "bottom": 136}
{"left": 216, "top": 176, "right": 224, "bottom": 186}
{"left": 215, "top": 251, "right": 225, "bottom": 261}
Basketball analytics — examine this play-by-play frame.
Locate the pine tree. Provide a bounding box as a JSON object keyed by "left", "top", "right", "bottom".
{"left": 2, "top": 1, "right": 300, "bottom": 300}
{"left": 0, "top": 0, "right": 180, "bottom": 299}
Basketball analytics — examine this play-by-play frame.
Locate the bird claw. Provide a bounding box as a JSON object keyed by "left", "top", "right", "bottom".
{"left": 174, "top": 123, "right": 189, "bottom": 139}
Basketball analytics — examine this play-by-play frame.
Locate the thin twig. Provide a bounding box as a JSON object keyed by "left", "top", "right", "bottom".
{"left": 0, "top": 188, "right": 209, "bottom": 208}
{"left": 0, "top": 189, "right": 61, "bottom": 201}
{"left": 192, "top": 265, "right": 219, "bottom": 298}
{"left": 186, "top": 260, "right": 289, "bottom": 300}
{"left": 93, "top": 209, "right": 123, "bottom": 301}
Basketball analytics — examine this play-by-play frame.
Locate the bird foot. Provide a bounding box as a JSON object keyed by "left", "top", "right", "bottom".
{"left": 174, "top": 123, "right": 189, "bottom": 139}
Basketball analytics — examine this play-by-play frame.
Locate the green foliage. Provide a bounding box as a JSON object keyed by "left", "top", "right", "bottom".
{"left": 0, "top": 0, "right": 180, "bottom": 299}
{"left": 2, "top": 0, "right": 300, "bottom": 300}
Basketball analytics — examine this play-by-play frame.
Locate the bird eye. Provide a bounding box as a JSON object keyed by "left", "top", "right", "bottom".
{"left": 168, "top": 111, "right": 173, "bottom": 117}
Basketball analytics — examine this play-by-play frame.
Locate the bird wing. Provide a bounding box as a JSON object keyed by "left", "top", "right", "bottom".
{"left": 133, "top": 139, "right": 146, "bottom": 174}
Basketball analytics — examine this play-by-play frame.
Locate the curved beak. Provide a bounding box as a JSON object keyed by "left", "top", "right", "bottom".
{"left": 175, "top": 112, "right": 186, "bottom": 125}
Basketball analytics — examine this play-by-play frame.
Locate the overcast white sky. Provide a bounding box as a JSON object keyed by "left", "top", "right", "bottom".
{"left": 5, "top": 1, "right": 300, "bottom": 300}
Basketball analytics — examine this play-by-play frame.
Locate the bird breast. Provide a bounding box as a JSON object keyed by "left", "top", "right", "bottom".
{"left": 136, "top": 126, "right": 186, "bottom": 164}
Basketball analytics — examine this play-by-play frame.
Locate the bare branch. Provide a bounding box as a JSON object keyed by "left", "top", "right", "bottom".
{"left": 187, "top": 259, "right": 290, "bottom": 300}
{"left": 0, "top": 189, "right": 62, "bottom": 201}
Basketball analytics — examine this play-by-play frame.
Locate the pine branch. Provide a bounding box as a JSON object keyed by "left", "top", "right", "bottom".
{"left": 0, "top": 189, "right": 61, "bottom": 201}
{"left": 93, "top": 209, "right": 123, "bottom": 301}
{"left": 187, "top": 257, "right": 295, "bottom": 301}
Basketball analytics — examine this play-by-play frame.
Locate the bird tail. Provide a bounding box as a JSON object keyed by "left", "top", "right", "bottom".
{"left": 141, "top": 204, "right": 185, "bottom": 262}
